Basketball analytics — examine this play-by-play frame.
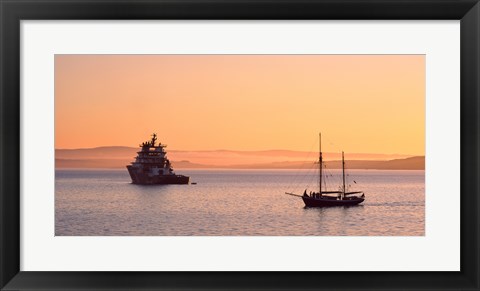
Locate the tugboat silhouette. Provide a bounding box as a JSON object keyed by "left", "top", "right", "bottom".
{"left": 126, "top": 133, "right": 189, "bottom": 185}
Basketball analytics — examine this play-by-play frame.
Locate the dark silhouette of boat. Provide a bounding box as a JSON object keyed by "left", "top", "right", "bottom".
{"left": 285, "top": 133, "right": 365, "bottom": 207}
{"left": 301, "top": 190, "right": 364, "bottom": 207}
{"left": 126, "top": 134, "right": 189, "bottom": 185}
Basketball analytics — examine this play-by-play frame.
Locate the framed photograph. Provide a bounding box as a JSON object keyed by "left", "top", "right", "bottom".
{"left": 1, "top": 0, "right": 479, "bottom": 290}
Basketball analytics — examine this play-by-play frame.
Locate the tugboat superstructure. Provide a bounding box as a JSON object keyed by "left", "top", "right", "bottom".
{"left": 126, "top": 134, "right": 189, "bottom": 185}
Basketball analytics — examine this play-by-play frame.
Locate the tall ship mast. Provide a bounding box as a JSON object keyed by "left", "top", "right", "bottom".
{"left": 126, "top": 133, "right": 189, "bottom": 185}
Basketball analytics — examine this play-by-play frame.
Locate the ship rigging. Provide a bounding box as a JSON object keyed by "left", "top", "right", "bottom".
{"left": 285, "top": 133, "right": 365, "bottom": 207}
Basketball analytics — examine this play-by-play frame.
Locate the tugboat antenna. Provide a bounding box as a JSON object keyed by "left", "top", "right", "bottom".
{"left": 151, "top": 133, "right": 157, "bottom": 147}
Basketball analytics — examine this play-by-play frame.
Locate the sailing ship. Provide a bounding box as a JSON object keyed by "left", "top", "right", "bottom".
{"left": 126, "top": 134, "right": 189, "bottom": 185}
{"left": 285, "top": 134, "right": 365, "bottom": 207}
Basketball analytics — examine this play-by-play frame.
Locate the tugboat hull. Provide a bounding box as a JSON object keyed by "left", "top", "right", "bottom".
{"left": 302, "top": 196, "right": 364, "bottom": 207}
{"left": 127, "top": 166, "right": 189, "bottom": 185}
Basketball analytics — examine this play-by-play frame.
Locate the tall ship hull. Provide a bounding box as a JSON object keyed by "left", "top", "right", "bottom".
{"left": 127, "top": 166, "right": 189, "bottom": 185}
{"left": 126, "top": 133, "right": 190, "bottom": 185}
{"left": 302, "top": 195, "right": 364, "bottom": 207}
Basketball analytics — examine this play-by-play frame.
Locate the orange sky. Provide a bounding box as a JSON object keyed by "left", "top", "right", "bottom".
{"left": 55, "top": 55, "right": 425, "bottom": 155}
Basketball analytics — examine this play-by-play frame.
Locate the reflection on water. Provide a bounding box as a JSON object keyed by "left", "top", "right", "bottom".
{"left": 55, "top": 169, "right": 424, "bottom": 236}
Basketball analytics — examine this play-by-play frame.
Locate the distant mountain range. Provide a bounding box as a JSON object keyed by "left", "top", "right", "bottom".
{"left": 55, "top": 146, "right": 424, "bottom": 170}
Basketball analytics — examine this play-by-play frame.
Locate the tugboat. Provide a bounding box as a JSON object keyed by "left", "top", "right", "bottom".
{"left": 285, "top": 133, "right": 365, "bottom": 207}
{"left": 126, "top": 134, "right": 189, "bottom": 185}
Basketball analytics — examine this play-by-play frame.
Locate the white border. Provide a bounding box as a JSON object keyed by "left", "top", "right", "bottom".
{"left": 21, "top": 20, "right": 460, "bottom": 271}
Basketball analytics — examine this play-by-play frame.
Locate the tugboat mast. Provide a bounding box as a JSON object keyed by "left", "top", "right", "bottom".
{"left": 151, "top": 133, "right": 157, "bottom": 146}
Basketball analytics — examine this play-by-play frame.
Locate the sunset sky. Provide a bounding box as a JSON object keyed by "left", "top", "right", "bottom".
{"left": 55, "top": 55, "right": 425, "bottom": 155}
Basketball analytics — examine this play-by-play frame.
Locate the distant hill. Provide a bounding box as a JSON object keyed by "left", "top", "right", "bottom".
{"left": 56, "top": 146, "right": 137, "bottom": 159}
{"left": 214, "top": 156, "right": 424, "bottom": 170}
{"left": 56, "top": 155, "right": 424, "bottom": 170}
{"left": 55, "top": 158, "right": 207, "bottom": 169}
{"left": 56, "top": 146, "right": 415, "bottom": 166}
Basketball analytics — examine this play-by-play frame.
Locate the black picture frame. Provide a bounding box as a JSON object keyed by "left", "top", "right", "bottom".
{"left": 1, "top": 0, "right": 479, "bottom": 290}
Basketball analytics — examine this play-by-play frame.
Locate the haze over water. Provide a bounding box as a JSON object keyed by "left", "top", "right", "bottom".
{"left": 55, "top": 168, "right": 424, "bottom": 236}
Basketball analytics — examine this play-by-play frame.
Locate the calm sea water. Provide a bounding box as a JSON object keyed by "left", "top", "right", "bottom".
{"left": 55, "top": 169, "right": 424, "bottom": 236}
